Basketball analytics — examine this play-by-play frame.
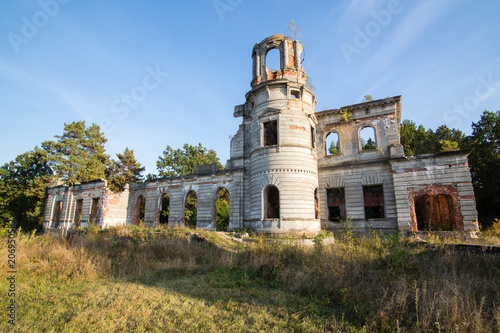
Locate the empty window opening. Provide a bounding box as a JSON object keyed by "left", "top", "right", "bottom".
{"left": 266, "top": 48, "right": 281, "bottom": 71}
{"left": 159, "top": 194, "right": 169, "bottom": 225}
{"left": 74, "top": 199, "right": 83, "bottom": 227}
{"left": 214, "top": 188, "right": 230, "bottom": 231}
{"left": 184, "top": 191, "right": 197, "bottom": 229}
{"left": 360, "top": 127, "right": 376, "bottom": 150}
{"left": 89, "top": 198, "right": 100, "bottom": 225}
{"left": 363, "top": 185, "right": 385, "bottom": 219}
{"left": 314, "top": 188, "right": 319, "bottom": 219}
{"left": 133, "top": 195, "right": 145, "bottom": 226}
{"left": 53, "top": 201, "right": 62, "bottom": 228}
{"left": 415, "top": 194, "right": 454, "bottom": 231}
{"left": 325, "top": 132, "right": 340, "bottom": 155}
{"left": 291, "top": 90, "right": 300, "bottom": 98}
{"left": 264, "top": 120, "right": 278, "bottom": 146}
{"left": 327, "top": 188, "right": 346, "bottom": 222}
{"left": 266, "top": 186, "right": 280, "bottom": 219}
{"left": 311, "top": 126, "right": 316, "bottom": 149}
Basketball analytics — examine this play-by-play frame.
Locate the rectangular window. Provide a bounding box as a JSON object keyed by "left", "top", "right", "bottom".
{"left": 89, "top": 198, "right": 100, "bottom": 225}
{"left": 363, "top": 185, "right": 385, "bottom": 219}
{"left": 327, "top": 188, "right": 346, "bottom": 222}
{"left": 311, "top": 126, "right": 316, "bottom": 148}
{"left": 74, "top": 199, "right": 83, "bottom": 226}
{"left": 264, "top": 120, "right": 278, "bottom": 146}
{"left": 53, "top": 201, "right": 62, "bottom": 228}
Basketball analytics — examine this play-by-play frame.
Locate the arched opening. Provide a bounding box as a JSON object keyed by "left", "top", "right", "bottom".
{"left": 214, "top": 188, "right": 230, "bottom": 231}
{"left": 415, "top": 194, "right": 454, "bottom": 231}
{"left": 159, "top": 194, "right": 169, "bottom": 225}
{"left": 133, "top": 195, "right": 145, "bottom": 226}
{"left": 184, "top": 191, "right": 197, "bottom": 229}
{"left": 325, "top": 132, "right": 340, "bottom": 155}
{"left": 360, "top": 126, "right": 376, "bottom": 150}
{"left": 265, "top": 48, "right": 281, "bottom": 71}
{"left": 265, "top": 186, "right": 280, "bottom": 219}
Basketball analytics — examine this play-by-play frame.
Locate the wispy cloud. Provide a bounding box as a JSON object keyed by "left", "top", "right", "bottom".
{"left": 0, "top": 58, "right": 95, "bottom": 121}
{"left": 367, "top": 1, "right": 453, "bottom": 72}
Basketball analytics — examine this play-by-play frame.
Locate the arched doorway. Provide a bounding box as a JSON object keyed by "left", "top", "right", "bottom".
{"left": 159, "top": 193, "right": 170, "bottom": 225}
{"left": 184, "top": 191, "right": 197, "bottom": 229}
{"left": 265, "top": 186, "right": 280, "bottom": 219}
{"left": 133, "top": 195, "right": 145, "bottom": 226}
{"left": 214, "top": 188, "right": 230, "bottom": 231}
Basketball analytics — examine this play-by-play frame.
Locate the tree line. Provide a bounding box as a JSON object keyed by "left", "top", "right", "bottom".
{"left": 0, "top": 121, "right": 223, "bottom": 230}
{"left": 1, "top": 110, "right": 500, "bottom": 231}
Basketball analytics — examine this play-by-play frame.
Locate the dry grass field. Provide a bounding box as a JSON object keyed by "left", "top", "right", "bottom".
{"left": 1, "top": 225, "right": 499, "bottom": 332}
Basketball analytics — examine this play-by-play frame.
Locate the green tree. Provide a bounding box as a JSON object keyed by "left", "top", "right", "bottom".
{"left": 0, "top": 149, "right": 53, "bottom": 230}
{"left": 215, "top": 188, "right": 230, "bottom": 231}
{"left": 463, "top": 110, "right": 500, "bottom": 227}
{"left": 362, "top": 138, "right": 376, "bottom": 150}
{"left": 42, "top": 121, "right": 109, "bottom": 184}
{"left": 328, "top": 140, "right": 340, "bottom": 155}
{"left": 157, "top": 143, "right": 223, "bottom": 177}
{"left": 107, "top": 148, "right": 145, "bottom": 192}
{"left": 400, "top": 120, "right": 464, "bottom": 156}
{"left": 362, "top": 95, "right": 374, "bottom": 102}
{"left": 184, "top": 191, "right": 197, "bottom": 228}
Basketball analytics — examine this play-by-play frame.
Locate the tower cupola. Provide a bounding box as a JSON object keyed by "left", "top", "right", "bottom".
{"left": 251, "top": 34, "right": 306, "bottom": 87}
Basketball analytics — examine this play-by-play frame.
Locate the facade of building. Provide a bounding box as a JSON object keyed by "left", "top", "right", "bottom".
{"left": 43, "top": 35, "right": 479, "bottom": 235}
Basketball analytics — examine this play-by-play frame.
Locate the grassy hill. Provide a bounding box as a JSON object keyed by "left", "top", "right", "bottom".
{"left": 1, "top": 226, "right": 499, "bottom": 332}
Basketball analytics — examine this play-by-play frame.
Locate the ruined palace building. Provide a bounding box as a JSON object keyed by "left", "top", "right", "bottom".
{"left": 44, "top": 35, "right": 479, "bottom": 235}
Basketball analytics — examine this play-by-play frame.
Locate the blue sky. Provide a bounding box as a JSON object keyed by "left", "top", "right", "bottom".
{"left": 1, "top": 0, "right": 500, "bottom": 175}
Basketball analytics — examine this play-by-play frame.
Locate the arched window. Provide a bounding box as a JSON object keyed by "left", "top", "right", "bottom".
{"left": 265, "top": 48, "right": 281, "bottom": 71}
{"left": 360, "top": 126, "right": 376, "bottom": 150}
{"left": 265, "top": 186, "right": 280, "bottom": 219}
{"left": 133, "top": 195, "right": 145, "bottom": 226}
{"left": 214, "top": 188, "right": 230, "bottom": 231}
{"left": 159, "top": 194, "right": 169, "bottom": 225}
{"left": 325, "top": 132, "right": 340, "bottom": 155}
{"left": 184, "top": 191, "right": 197, "bottom": 229}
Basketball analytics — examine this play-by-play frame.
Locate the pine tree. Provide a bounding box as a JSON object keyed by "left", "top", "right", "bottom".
{"left": 107, "top": 148, "right": 145, "bottom": 192}
{"left": 42, "top": 121, "right": 109, "bottom": 184}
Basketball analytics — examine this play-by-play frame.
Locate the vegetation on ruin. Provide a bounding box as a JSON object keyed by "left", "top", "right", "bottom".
{"left": 1, "top": 226, "right": 499, "bottom": 332}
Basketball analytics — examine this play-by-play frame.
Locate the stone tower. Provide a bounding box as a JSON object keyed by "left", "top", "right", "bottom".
{"left": 230, "top": 34, "right": 320, "bottom": 233}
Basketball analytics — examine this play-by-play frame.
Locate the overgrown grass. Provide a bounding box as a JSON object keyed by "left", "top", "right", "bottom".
{"left": 1, "top": 227, "right": 499, "bottom": 332}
